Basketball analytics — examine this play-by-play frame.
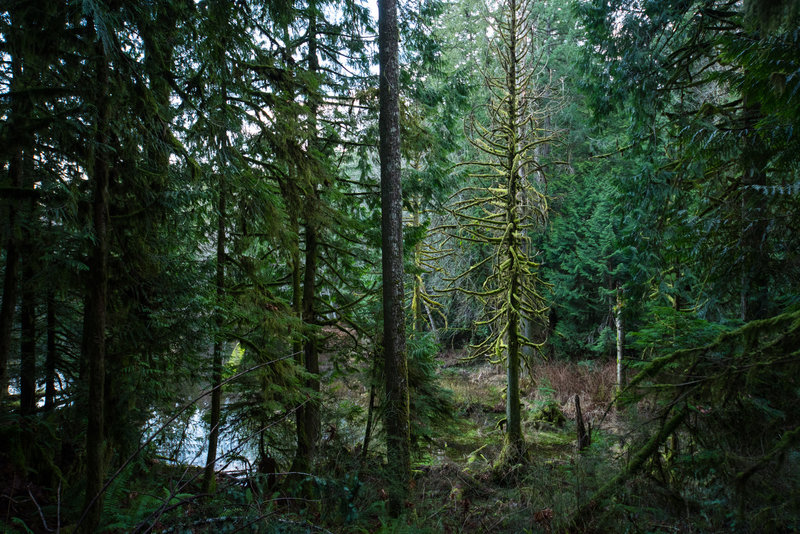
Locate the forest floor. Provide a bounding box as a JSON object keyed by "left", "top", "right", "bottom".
{"left": 384, "top": 354, "right": 622, "bottom": 533}
{"left": 0, "top": 351, "right": 656, "bottom": 534}
{"left": 308, "top": 344, "right": 628, "bottom": 533}
{"left": 163, "top": 354, "right": 628, "bottom": 533}
{"left": 5, "top": 335, "right": 794, "bottom": 532}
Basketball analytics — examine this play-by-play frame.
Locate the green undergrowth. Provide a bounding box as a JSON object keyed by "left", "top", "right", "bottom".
{"left": 9, "top": 357, "right": 798, "bottom": 533}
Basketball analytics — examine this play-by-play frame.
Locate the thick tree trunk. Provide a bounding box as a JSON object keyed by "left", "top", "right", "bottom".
{"left": 82, "top": 38, "right": 111, "bottom": 534}
{"left": 379, "top": 0, "right": 411, "bottom": 516}
{"left": 203, "top": 184, "right": 226, "bottom": 493}
{"left": 289, "top": 215, "right": 305, "bottom": 473}
{"left": 292, "top": 1, "right": 323, "bottom": 475}
{"left": 505, "top": 311, "right": 524, "bottom": 455}
{"left": 293, "top": 216, "right": 320, "bottom": 473}
{"left": 290, "top": 213, "right": 303, "bottom": 468}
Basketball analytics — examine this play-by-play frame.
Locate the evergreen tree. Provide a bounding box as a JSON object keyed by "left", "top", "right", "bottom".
{"left": 81, "top": 8, "right": 113, "bottom": 530}
{"left": 577, "top": 0, "right": 800, "bottom": 327}
{"left": 443, "top": 0, "right": 556, "bottom": 465}
{"left": 379, "top": 0, "right": 411, "bottom": 515}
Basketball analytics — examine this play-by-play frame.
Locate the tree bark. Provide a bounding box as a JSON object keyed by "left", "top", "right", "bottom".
{"left": 203, "top": 182, "right": 226, "bottom": 493}
{"left": 412, "top": 203, "right": 426, "bottom": 335}
{"left": 81, "top": 36, "right": 111, "bottom": 534}
{"left": 379, "top": 0, "right": 411, "bottom": 516}
{"left": 502, "top": 0, "right": 525, "bottom": 462}
{"left": 290, "top": 213, "right": 304, "bottom": 471}
{"left": 575, "top": 394, "right": 590, "bottom": 451}
{"left": 289, "top": 213, "right": 305, "bottom": 473}
{"left": 614, "top": 287, "right": 625, "bottom": 390}
{"left": 45, "top": 292, "right": 56, "bottom": 411}
{"left": 292, "top": 1, "right": 322, "bottom": 475}
{"left": 739, "top": 94, "right": 769, "bottom": 322}
{"left": 0, "top": 36, "right": 27, "bottom": 402}
{"left": 293, "top": 214, "right": 320, "bottom": 473}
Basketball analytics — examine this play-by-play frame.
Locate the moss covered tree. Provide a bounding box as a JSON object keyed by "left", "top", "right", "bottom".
{"left": 444, "top": 0, "right": 555, "bottom": 465}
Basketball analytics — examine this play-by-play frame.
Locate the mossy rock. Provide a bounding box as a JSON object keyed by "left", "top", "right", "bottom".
{"left": 530, "top": 400, "right": 566, "bottom": 428}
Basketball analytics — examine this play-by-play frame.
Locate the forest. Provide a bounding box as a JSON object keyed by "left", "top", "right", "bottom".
{"left": 1, "top": 0, "right": 799, "bottom": 532}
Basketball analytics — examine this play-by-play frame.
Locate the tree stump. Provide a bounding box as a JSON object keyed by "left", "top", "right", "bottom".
{"left": 575, "top": 394, "right": 591, "bottom": 451}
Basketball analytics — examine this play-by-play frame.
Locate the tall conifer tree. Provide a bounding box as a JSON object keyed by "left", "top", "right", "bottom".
{"left": 444, "top": 0, "right": 554, "bottom": 464}
{"left": 379, "top": 0, "right": 411, "bottom": 515}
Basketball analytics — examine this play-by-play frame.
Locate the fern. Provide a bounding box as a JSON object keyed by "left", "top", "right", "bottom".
{"left": 100, "top": 463, "right": 136, "bottom": 531}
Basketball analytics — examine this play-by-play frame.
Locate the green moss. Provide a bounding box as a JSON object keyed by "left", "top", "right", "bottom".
{"left": 529, "top": 399, "right": 566, "bottom": 428}
{"left": 533, "top": 429, "right": 574, "bottom": 449}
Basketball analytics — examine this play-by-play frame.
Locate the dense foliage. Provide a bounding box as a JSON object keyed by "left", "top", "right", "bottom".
{"left": 1, "top": 0, "right": 798, "bottom": 532}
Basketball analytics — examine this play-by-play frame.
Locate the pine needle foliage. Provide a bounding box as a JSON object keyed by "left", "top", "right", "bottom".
{"left": 577, "top": 309, "right": 800, "bottom": 530}
{"left": 576, "top": 0, "right": 800, "bottom": 323}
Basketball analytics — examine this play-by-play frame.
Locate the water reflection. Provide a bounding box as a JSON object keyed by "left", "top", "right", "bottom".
{"left": 144, "top": 401, "right": 254, "bottom": 473}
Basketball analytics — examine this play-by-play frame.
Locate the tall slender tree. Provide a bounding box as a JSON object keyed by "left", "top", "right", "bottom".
{"left": 379, "top": 0, "right": 411, "bottom": 516}
{"left": 203, "top": 169, "right": 226, "bottom": 493}
{"left": 81, "top": 21, "right": 112, "bottom": 534}
{"left": 292, "top": 0, "right": 323, "bottom": 475}
{"left": 444, "top": 0, "right": 553, "bottom": 465}
{"left": 0, "top": 3, "right": 33, "bottom": 402}
{"left": 198, "top": 0, "right": 235, "bottom": 492}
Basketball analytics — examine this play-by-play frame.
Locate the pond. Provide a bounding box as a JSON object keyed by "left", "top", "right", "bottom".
{"left": 143, "top": 398, "right": 254, "bottom": 474}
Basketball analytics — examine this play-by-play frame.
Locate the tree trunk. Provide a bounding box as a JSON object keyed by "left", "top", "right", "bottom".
{"left": 739, "top": 94, "right": 769, "bottom": 322}
{"left": 360, "top": 342, "right": 380, "bottom": 467}
{"left": 292, "top": 1, "right": 323, "bottom": 475}
{"left": 19, "top": 250, "right": 36, "bottom": 416}
{"left": 505, "top": 312, "right": 524, "bottom": 455}
{"left": 412, "top": 204, "right": 426, "bottom": 335}
{"left": 614, "top": 287, "right": 625, "bottom": 390}
{"left": 0, "top": 41, "right": 27, "bottom": 402}
{"left": 290, "top": 212, "right": 304, "bottom": 470}
{"left": 502, "top": 0, "right": 525, "bottom": 463}
{"left": 81, "top": 37, "right": 111, "bottom": 534}
{"left": 203, "top": 183, "right": 226, "bottom": 493}
{"left": 379, "top": 0, "right": 411, "bottom": 516}
{"left": 575, "top": 394, "right": 591, "bottom": 451}
{"left": 45, "top": 292, "right": 56, "bottom": 411}
{"left": 293, "top": 214, "right": 320, "bottom": 473}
